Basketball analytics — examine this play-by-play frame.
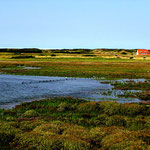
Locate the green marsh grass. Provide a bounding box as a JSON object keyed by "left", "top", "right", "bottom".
{"left": 0, "top": 97, "right": 150, "bottom": 149}
{"left": 1, "top": 57, "right": 150, "bottom": 79}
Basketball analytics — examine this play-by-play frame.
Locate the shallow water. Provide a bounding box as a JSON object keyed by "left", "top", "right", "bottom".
{"left": 0, "top": 74, "right": 140, "bottom": 109}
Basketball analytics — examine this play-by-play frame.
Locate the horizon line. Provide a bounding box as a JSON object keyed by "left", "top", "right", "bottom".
{"left": 0, "top": 47, "right": 149, "bottom": 50}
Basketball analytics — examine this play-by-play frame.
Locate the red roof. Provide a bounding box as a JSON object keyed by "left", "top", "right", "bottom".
{"left": 137, "top": 49, "right": 149, "bottom": 55}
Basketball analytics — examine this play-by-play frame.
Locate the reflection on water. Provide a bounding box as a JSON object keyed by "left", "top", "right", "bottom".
{"left": 0, "top": 74, "right": 140, "bottom": 109}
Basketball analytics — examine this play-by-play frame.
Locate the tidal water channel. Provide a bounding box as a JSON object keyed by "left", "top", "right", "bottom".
{"left": 0, "top": 74, "right": 140, "bottom": 109}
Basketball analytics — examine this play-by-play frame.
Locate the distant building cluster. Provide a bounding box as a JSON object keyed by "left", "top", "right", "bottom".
{"left": 136, "top": 49, "right": 149, "bottom": 55}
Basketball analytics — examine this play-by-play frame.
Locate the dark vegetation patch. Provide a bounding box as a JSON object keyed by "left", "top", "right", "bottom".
{"left": 0, "top": 97, "right": 150, "bottom": 149}
{"left": 82, "top": 54, "right": 97, "bottom": 57}
{"left": 136, "top": 91, "right": 150, "bottom": 101}
{"left": 0, "top": 48, "right": 42, "bottom": 53}
{"left": 11, "top": 55, "right": 35, "bottom": 59}
{"left": 112, "top": 81, "right": 150, "bottom": 90}
{"left": 50, "top": 53, "right": 56, "bottom": 56}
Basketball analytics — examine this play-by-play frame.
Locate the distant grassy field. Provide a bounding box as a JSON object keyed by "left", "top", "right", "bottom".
{"left": 1, "top": 55, "right": 150, "bottom": 79}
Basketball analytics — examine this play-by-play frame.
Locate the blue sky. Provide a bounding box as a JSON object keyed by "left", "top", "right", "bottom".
{"left": 0, "top": 0, "right": 150, "bottom": 49}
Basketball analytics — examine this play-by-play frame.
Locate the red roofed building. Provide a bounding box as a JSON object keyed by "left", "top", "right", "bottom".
{"left": 136, "top": 49, "right": 149, "bottom": 55}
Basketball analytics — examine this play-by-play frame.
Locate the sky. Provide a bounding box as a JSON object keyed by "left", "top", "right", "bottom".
{"left": 0, "top": 0, "right": 150, "bottom": 49}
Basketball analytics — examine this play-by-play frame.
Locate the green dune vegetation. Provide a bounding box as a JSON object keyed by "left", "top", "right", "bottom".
{"left": 0, "top": 48, "right": 150, "bottom": 149}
